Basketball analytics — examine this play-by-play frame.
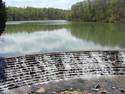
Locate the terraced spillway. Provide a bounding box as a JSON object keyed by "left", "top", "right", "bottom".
{"left": 0, "top": 50, "right": 125, "bottom": 93}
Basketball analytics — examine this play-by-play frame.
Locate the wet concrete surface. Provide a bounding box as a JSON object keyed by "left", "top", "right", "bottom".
{"left": 9, "top": 76, "right": 125, "bottom": 94}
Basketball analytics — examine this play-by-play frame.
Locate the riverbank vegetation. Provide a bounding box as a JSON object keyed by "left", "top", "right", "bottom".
{"left": 0, "top": 0, "right": 6, "bottom": 34}
{"left": 7, "top": 7, "right": 67, "bottom": 21}
{"left": 71, "top": 0, "right": 125, "bottom": 22}
{"left": 7, "top": 0, "right": 125, "bottom": 22}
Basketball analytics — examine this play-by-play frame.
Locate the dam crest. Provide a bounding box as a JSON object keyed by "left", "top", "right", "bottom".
{"left": 0, "top": 50, "right": 125, "bottom": 93}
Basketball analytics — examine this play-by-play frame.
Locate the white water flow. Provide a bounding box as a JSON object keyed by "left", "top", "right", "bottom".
{"left": 0, "top": 51, "right": 125, "bottom": 93}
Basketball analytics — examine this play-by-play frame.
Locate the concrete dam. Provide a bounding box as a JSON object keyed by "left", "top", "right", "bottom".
{"left": 0, "top": 50, "right": 125, "bottom": 93}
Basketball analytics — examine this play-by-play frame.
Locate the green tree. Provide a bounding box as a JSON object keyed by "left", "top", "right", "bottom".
{"left": 0, "top": 0, "right": 6, "bottom": 35}
{"left": 71, "top": 0, "right": 125, "bottom": 22}
{"left": 7, "top": 7, "right": 67, "bottom": 21}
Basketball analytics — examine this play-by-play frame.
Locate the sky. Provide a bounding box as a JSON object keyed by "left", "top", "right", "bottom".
{"left": 4, "top": 0, "right": 83, "bottom": 9}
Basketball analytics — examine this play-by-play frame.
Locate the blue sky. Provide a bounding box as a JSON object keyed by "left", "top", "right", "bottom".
{"left": 4, "top": 0, "right": 83, "bottom": 9}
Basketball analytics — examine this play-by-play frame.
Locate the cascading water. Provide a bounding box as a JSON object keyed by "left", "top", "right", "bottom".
{"left": 0, "top": 51, "right": 125, "bottom": 93}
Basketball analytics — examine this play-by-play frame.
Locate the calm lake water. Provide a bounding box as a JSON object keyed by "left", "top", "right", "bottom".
{"left": 0, "top": 20, "right": 125, "bottom": 57}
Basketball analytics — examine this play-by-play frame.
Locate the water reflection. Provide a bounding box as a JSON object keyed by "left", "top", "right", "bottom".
{"left": 70, "top": 22, "right": 125, "bottom": 48}
{"left": 5, "top": 20, "right": 68, "bottom": 32}
{"left": 0, "top": 20, "right": 125, "bottom": 57}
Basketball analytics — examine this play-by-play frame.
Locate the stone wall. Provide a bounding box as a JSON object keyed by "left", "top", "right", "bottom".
{"left": 0, "top": 51, "right": 125, "bottom": 93}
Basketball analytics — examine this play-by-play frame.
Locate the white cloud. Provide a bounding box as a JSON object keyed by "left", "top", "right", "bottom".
{"left": 4, "top": 0, "right": 83, "bottom": 9}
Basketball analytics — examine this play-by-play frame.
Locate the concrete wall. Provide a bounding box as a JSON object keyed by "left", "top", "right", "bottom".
{"left": 0, "top": 51, "right": 125, "bottom": 93}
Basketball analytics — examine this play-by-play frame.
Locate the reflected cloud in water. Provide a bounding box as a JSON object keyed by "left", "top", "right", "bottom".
{"left": 0, "top": 28, "right": 117, "bottom": 57}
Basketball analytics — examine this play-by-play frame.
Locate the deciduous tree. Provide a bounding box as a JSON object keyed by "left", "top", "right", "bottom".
{"left": 0, "top": 0, "right": 6, "bottom": 35}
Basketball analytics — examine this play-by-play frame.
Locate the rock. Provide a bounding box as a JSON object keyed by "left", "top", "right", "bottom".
{"left": 52, "top": 91, "right": 57, "bottom": 94}
{"left": 57, "top": 90, "right": 92, "bottom": 94}
{"left": 93, "top": 84, "right": 109, "bottom": 94}
{"left": 112, "top": 87, "right": 116, "bottom": 89}
{"left": 70, "top": 88, "right": 73, "bottom": 90}
{"left": 92, "top": 88, "right": 100, "bottom": 92}
{"left": 92, "top": 84, "right": 101, "bottom": 92}
{"left": 120, "top": 88, "right": 125, "bottom": 93}
{"left": 95, "top": 84, "right": 101, "bottom": 89}
{"left": 36, "top": 87, "right": 46, "bottom": 93}
{"left": 100, "top": 90, "right": 109, "bottom": 94}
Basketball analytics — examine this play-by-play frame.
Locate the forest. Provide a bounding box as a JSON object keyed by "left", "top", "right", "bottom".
{"left": 6, "top": 0, "right": 125, "bottom": 22}
{"left": 71, "top": 0, "right": 125, "bottom": 22}
{"left": 7, "top": 7, "right": 68, "bottom": 21}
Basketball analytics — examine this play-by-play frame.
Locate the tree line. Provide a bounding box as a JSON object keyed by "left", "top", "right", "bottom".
{"left": 71, "top": 0, "right": 125, "bottom": 22}
{"left": 0, "top": 0, "right": 6, "bottom": 35}
{"left": 5, "top": 0, "right": 125, "bottom": 22}
{"left": 7, "top": 7, "right": 68, "bottom": 21}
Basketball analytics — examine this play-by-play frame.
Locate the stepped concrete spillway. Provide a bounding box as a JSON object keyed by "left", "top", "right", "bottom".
{"left": 0, "top": 50, "right": 125, "bottom": 93}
